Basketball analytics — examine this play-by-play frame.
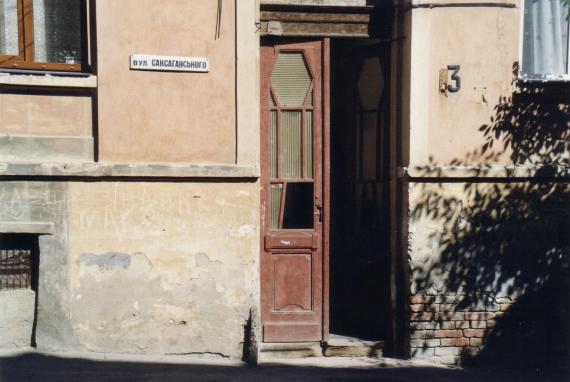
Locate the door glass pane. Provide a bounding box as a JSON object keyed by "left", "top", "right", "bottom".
{"left": 271, "top": 52, "right": 312, "bottom": 107}
{"left": 270, "top": 184, "right": 283, "bottom": 229}
{"left": 270, "top": 111, "right": 278, "bottom": 178}
{"left": 282, "top": 183, "right": 314, "bottom": 229}
{"left": 33, "top": 0, "right": 82, "bottom": 63}
{"left": 305, "top": 111, "right": 313, "bottom": 179}
{"left": 0, "top": 0, "right": 19, "bottom": 56}
{"left": 280, "top": 111, "right": 302, "bottom": 179}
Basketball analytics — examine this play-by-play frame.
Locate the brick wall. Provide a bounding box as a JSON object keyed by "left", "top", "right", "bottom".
{"left": 409, "top": 294, "right": 514, "bottom": 365}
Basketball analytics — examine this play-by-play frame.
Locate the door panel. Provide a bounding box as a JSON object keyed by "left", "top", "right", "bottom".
{"left": 261, "top": 39, "right": 326, "bottom": 343}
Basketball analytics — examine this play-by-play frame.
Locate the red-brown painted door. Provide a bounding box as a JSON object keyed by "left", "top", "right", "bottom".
{"left": 260, "top": 39, "right": 329, "bottom": 343}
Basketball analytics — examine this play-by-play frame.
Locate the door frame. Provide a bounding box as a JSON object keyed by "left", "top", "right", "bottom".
{"left": 259, "top": 37, "right": 331, "bottom": 343}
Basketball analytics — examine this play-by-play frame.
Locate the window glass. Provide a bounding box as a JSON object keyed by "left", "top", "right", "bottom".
{"left": 33, "top": 0, "right": 83, "bottom": 64}
{"left": 0, "top": 0, "right": 19, "bottom": 56}
{"left": 522, "top": 0, "right": 570, "bottom": 76}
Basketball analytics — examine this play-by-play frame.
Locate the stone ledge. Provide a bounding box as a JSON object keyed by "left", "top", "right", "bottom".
{"left": 0, "top": 72, "right": 97, "bottom": 88}
{"left": 0, "top": 221, "right": 55, "bottom": 234}
{"left": 0, "top": 162, "right": 260, "bottom": 179}
{"left": 401, "top": 164, "right": 570, "bottom": 179}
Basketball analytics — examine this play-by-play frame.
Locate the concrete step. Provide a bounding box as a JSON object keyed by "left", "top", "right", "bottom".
{"left": 259, "top": 342, "right": 323, "bottom": 360}
{"left": 323, "top": 335, "right": 384, "bottom": 358}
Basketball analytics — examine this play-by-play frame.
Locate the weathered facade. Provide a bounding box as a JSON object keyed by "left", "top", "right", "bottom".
{"left": 0, "top": 0, "right": 567, "bottom": 368}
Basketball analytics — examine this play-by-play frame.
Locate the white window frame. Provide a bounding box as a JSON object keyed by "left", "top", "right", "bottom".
{"left": 519, "top": 0, "right": 570, "bottom": 82}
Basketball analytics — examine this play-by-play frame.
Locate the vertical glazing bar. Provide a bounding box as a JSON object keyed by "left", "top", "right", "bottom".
{"left": 305, "top": 111, "right": 313, "bottom": 179}
{"left": 301, "top": 109, "right": 306, "bottom": 179}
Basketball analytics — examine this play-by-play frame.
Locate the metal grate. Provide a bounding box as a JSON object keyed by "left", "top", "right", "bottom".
{"left": 0, "top": 249, "right": 32, "bottom": 290}
{"left": 0, "top": 235, "right": 38, "bottom": 291}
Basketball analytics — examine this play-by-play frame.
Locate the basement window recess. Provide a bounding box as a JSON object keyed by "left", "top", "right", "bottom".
{"left": 0, "top": 234, "right": 39, "bottom": 291}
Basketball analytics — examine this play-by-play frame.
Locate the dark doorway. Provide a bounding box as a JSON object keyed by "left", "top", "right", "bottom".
{"left": 330, "top": 39, "right": 392, "bottom": 341}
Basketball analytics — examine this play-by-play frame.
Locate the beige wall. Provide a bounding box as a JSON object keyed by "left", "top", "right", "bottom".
{"left": 408, "top": 2, "right": 520, "bottom": 167}
{"left": 66, "top": 181, "right": 260, "bottom": 357}
{"left": 96, "top": 0, "right": 238, "bottom": 164}
{"left": 0, "top": 94, "right": 92, "bottom": 138}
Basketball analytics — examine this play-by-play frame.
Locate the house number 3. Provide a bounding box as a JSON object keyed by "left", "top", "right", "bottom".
{"left": 447, "top": 65, "right": 461, "bottom": 93}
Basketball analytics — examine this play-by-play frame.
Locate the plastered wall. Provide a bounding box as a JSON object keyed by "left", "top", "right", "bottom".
{"left": 66, "top": 182, "right": 259, "bottom": 357}
{"left": 0, "top": 94, "right": 91, "bottom": 138}
{"left": 408, "top": 2, "right": 520, "bottom": 167}
{"left": 0, "top": 181, "right": 260, "bottom": 358}
{"left": 96, "top": 0, "right": 238, "bottom": 164}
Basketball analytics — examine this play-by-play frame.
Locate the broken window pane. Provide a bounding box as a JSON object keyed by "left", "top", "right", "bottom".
{"left": 270, "top": 183, "right": 283, "bottom": 229}
{"left": 33, "top": 0, "right": 83, "bottom": 64}
{"left": 0, "top": 0, "right": 19, "bottom": 56}
{"left": 282, "top": 183, "right": 314, "bottom": 229}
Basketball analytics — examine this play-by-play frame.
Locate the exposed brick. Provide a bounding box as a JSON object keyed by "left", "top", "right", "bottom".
{"left": 486, "top": 320, "right": 497, "bottom": 329}
{"left": 411, "top": 312, "right": 435, "bottom": 321}
{"left": 465, "top": 347, "right": 481, "bottom": 356}
{"left": 500, "top": 303, "right": 512, "bottom": 312}
{"left": 433, "top": 356, "right": 460, "bottom": 365}
{"left": 412, "top": 347, "right": 435, "bottom": 358}
{"left": 440, "top": 321, "right": 455, "bottom": 330}
{"left": 435, "top": 347, "right": 463, "bottom": 356}
{"left": 411, "top": 339, "right": 441, "bottom": 348}
{"left": 495, "top": 297, "right": 512, "bottom": 304}
{"left": 470, "top": 320, "right": 486, "bottom": 329}
{"left": 440, "top": 338, "right": 469, "bottom": 347}
{"left": 410, "top": 295, "right": 435, "bottom": 304}
{"left": 485, "top": 303, "right": 500, "bottom": 312}
{"left": 493, "top": 311, "right": 505, "bottom": 319}
{"left": 434, "top": 330, "right": 463, "bottom": 338}
{"left": 465, "top": 312, "right": 494, "bottom": 321}
{"left": 441, "top": 295, "right": 465, "bottom": 304}
{"left": 463, "top": 329, "right": 486, "bottom": 338}
{"left": 438, "top": 304, "right": 458, "bottom": 313}
{"left": 410, "top": 304, "right": 425, "bottom": 312}
{"left": 411, "top": 304, "right": 437, "bottom": 313}
{"left": 455, "top": 321, "right": 470, "bottom": 329}
{"left": 410, "top": 330, "right": 435, "bottom": 339}
{"left": 437, "top": 312, "right": 464, "bottom": 321}
{"left": 410, "top": 322, "right": 439, "bottom": 330}
{"left": 470, "top": 338, "right": 483, "bottom": 347}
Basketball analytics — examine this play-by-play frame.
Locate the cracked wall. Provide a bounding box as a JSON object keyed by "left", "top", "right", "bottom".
{"left": 67, "top": 182, "right": 260, "bottom": 358}
{"left": 0, "top": 181, "right": 260, "bottom": 359}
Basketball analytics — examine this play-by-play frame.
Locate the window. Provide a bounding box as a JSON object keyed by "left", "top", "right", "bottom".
{"left": 0, "top": 234, "right": 38, "bottom": 291}
{"left": 521, "top": 0, "right": 570, "bottom": 80}
{"left": 0, "top": 0, "right": 87, "bottom": 72}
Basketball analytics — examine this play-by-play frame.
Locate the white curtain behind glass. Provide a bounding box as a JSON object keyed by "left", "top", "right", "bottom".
{"left": 0, "top": 0, "right": 19, "bottom": 56}
{"left": 522, "top": 0, "right": 570, "bottom": 76}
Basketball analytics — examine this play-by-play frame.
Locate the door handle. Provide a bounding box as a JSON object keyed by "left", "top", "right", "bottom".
{"left": 315, "top": 203, "right": 323, "bottom": 223}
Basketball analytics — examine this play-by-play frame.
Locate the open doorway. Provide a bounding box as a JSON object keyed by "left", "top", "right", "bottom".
{"left": 329, "top": 39, "right": 392, "bottom": 342}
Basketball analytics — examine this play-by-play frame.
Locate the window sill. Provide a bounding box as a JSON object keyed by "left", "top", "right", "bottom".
{"left": 0, "top": 71, "right": 97, "bottom": 88}
{"left": 518, "top": 74, "right": 570, "bottom": 83}
{"left": 0, "top": 162, "right": 260, "bottom": 179}
{"left": 401, "top": 164, "right": 570, "bottom": 179}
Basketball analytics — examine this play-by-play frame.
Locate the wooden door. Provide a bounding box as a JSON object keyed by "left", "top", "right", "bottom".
{"left": 260, "top": 39, "right": 329, "bottom": 343}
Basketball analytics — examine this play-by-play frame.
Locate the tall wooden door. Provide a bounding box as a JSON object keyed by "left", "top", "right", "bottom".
{"left": 260, "top": 39, "right": 329, "bottom": 343}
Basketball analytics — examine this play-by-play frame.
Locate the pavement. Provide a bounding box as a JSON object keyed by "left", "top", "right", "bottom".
{"left": 0, "top": 349, "right": 568, "bottom": 382}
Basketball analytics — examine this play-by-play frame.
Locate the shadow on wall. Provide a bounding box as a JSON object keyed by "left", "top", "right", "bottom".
{"left": 410, "top": 63, "right": 570, "bottom": 369}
